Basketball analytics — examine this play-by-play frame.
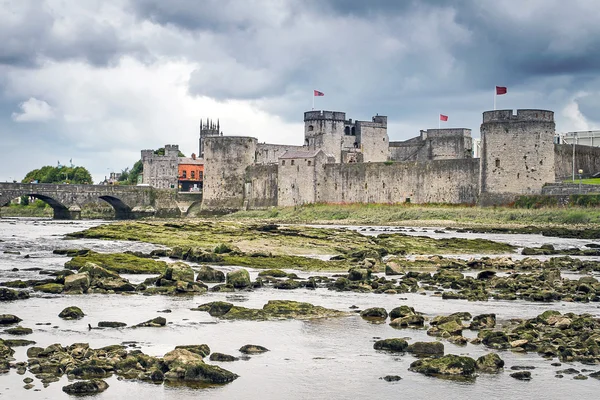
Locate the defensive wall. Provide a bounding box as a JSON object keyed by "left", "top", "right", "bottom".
{"left": 554, "top": 144, "right": 600, "bottom": 180}
{"left": 389, "top": 129, "right": 473, "bottom": 162}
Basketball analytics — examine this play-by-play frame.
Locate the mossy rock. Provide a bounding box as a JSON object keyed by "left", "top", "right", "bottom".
{"left": 98, "top": 321, "right": 127, "bottom": 328}
{"left": 471, "top": 314, "right": 496, "bottom": 330}
{"left": 175, "top": 345, "right": 211, "bottom": 358}
{"left": 62, "top": 379, "right": 109, "bottom": 395}
{"left": 409, "top": 354, "right": 477, "bottom": 378}
{"left": 0, "top": 314, "right": 22, "bottom": 325}
{"left": 58, "top": 306, "right": 84, "bottom": 320}
{"left": 406, "top": 341, "right": 444, "bottom": 357}
{"left": 164, "top": 262, "right": 194, "bottom": 283}
{"left": 135, "top": 317, "right": 166, "bottom": 327}
{"left": 239, "top": 344, "right": 268, "bottom": 354}
{"left": 4, "top": 326, "right": 33, "bottom": 335}
{"left": 390, "top": 314, "right": 425, "bottom": 328}
{"left": 226, "top": 269, "right": 251, "bottom": 289}
{"left": 360, "top": 307, "right": 388, "bottom": 320}
{"left": 196, "top": 266, "right": 225, "bottom": 283}
{"left": 480, "top": 331, "right": 510, "bottom": 350}
{"left": 257, "top": 269, "right": 288, "bottom": 278}
{"left": 65, "top": 252, "right": 167, "bottom": 274}
{"left": 33, "top": 283, "right": 64, "bottom": 294}
{"left": 192, "top": 301, "right": 234, "bottom": 317}
{"left": 194, "top": 300, "right": 345, "bottom": 321}
{"left": 373, "top": 338, "right": 408, "bottom": 352}
{"left": 273, "top": 279, "right": 301, "bottom": 290}
{"left": 0, "top": 288, "right": 30, "bottom": 301}
{"left": 209, "top": 352, "right": 239, "bottom": 362}
{"left": 476, "top": 353, "right": 504, "bottom": 373}
{"left": 389, "top": 306, "right": 416, "bottom": 320}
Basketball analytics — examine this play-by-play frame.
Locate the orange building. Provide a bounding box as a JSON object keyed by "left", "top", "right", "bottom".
{"left": 178, "top": 153, "right": 204, "bottom": 192}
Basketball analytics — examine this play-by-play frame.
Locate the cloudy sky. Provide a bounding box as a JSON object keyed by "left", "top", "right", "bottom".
{"left": 1, "top": 0, "right": 599, "bottom": 183}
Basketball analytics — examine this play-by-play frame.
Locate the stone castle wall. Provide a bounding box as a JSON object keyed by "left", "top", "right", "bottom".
{"left": 141, "top": 145, "right": 179, "bottom": 189}
{"left": 202, "top": 136, "right": 257, "bottom": 211}
{"left": 245, "top": 164, "right": 278, "bottom": 209}
{"left": 554, "top": 144, "right": 600, "bottom": 180}
{"left": 480, "top": 110, "right": 555, "bottom": 199}
{"left": 312, "top": 159, "right": 479, "bottom": 204}
{"left": 389, "top": 129, "right": 472, "bottom": 162}
{"left": 256, "top": 143, "right": 304, "bottom": 164}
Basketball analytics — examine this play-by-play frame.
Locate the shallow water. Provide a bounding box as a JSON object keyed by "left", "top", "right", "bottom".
{"left": 1, "top": 218, "right": 599, "bottom": 400}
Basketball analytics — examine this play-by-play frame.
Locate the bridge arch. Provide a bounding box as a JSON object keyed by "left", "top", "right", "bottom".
{"left": 98, "top": 196, "right": 134, "bottom": 219}
{"left": 4, "top": 193, "right": 78, "bottom": 220}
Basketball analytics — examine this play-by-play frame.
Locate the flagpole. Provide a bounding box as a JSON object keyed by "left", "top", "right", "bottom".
{"left": 312, "top": 93, "right": 314, "bottom": 111}
{"left": 438, "top": 115, "right": 440, "bottom": 130}
{"left": 493, "top": 87, "right": 496, "bottom": 110}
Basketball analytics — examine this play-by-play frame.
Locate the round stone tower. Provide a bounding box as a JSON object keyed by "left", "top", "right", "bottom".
{"left": 201, "top": 136, "right": 257, "bottom": 211}
{"left": 304, "top": 110, "right": 346, "bottom": 162}
{"left": 479, "top": 109, "right": 555, "bottom": 204}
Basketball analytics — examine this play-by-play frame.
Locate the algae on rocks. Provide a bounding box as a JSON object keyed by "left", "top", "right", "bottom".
{"left": 192, "top": 300, "right": 347, "bottom": 321}
{"left": 65, "top": 251, "right": 168, "bottom": 274}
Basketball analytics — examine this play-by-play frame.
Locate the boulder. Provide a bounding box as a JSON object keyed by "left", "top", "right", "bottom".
{"left": 63, "top": 273, "right": 90, "bottom": 293}
{"left": 510, "top": 371, "right": 532, "bottom": 380}
{"left": 389, "top": 306, "right": 416, "bottom": 320}
{"left": 98, "top": 321, "right": 127, "bottom": 328}
{"left": 33, "top": 283, "right": 64, "bottom": 294}
{"left": 135, "top": 316, "right": 166, "bottom": 327}
{"left": 480, "top": 331, "right": 510, "bottom": 350}
{"left": 360, "top": 307, "right": 388, "bottom": 320}
{"left": 193, "top": 301, "right": 234, "bottom": 317}
{"left": 348, "top": 267, "right": 371, "bottom": 281}
{"left": 389, "top": 315, "right": 425, "bottom": 328}
{"left": 209, "top": 352, "right": 239, "bottom": 362}
{"left": 163, "top": 348, "right": 204, "bottom": 368}
{"left": 0, "top": 288, "right": 30, "bottom": 301}
{"left": 476, "top": 353, "right": 505, "bottom": 373}
{"left": 196, "top": 265, "right": 225, "bottom": 283}
{"left": 470, "top": 314, "right": 496, "bottom": 330}
{"left": 175, "top": 345, "right": 211, "bottom": 358}
{"left": 68, "top": 364, "right": 111, "bottom": 379}
{"left": 4, "top": 326, "right": 33, "bottom": 335}
{"left": 226, "top": 269, "right": 251, "bottom": 289}
{"left": 273, "top": 279, "right": 301, "bottom": 290}
{"left": 385, "top": 262, "right": 403, "bottom": 276}
{"left": 257, "top": 269, "right": 288, "bottom": 278}
{"left": 373, "top": 338, "right": 408, "bottom": 352}
{"left": 409, "top": 354, "right": 477, "bottom": 378}
{"left": 181, "top": 362, "right": 238, "bottom": 383}
{"left": 406, "top": 341, "right": 444, "bottom": 357}
{"left": 62, "top": 379, "right": 109, "bottom": 395}
{"left": 239, "top": 344, "right": 269, "bottom": 354}
{"left": 0, "top": 314, "right": 22, "bottom": 326}
{"left": 58, "top": 306, "right": 85, "bottom": 320}
{"left": 428, "top": 320, "right": 463, "bottom": 337}
{"left": 164, "top": 262, "right": 195, "bottom": 283}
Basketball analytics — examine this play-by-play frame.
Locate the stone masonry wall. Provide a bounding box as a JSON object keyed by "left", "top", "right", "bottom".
{"left": 245, "top": 164, "right": 278, "bottom": 208}
{"left": 356, "top": 121, "right": 389, "bottom": 162}
{"left": 202, "top": 136, "right": 257, "bottom": 211}
{"left": 480, "top": 110, "right": 555, "bottom": 197}
{"left": 554, "top": 144, "right": 600, "bottom": 180}
{"left": 314, "top": 159, "right": 479, "bottom": 204}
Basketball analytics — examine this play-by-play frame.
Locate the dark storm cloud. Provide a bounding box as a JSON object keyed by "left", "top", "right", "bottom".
{"left": 0, "top": 1, "right": 146, "bottom": 67}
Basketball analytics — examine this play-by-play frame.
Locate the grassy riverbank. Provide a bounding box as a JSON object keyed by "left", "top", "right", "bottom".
{"left": 225, "top": 203, "right": 600, "bottom": 227}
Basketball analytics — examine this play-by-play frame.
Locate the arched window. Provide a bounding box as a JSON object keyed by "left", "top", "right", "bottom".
{"left": 344, "top": 126, "right": 350, "bottom": 135}
{"left": 308, "top": 125, "right": 314, "bottom": 132}
{"left": 351, "top": 127, "right": 356, "bottom": 136}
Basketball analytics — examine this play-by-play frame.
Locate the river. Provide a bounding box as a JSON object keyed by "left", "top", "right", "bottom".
{"left": 0, "top": 218, "right": 598, "bottom": 399}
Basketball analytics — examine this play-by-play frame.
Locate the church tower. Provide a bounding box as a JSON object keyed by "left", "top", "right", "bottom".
{"left": 199, "top": 118, "right": 222, "bottom": 158}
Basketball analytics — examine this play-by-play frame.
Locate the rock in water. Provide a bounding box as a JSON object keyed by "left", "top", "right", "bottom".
{"left": 360, "top": 307, "right": 388, "bottom": 320}
{"left": 58, "top": 306, "right": 85, "bottom": 320}
{"left": 476, "top": 353, "right": 504, "bottom": 373}
{"left": 175, "top": 345, "right": 211, "bottom": 358}
{"left": 196, "top": 265, "right": 225, "bottom": 283}
{"left": 389, "top": 306, "right": 416, "bottom": 320}
{"left": 0, "top": 314, "right": 22, "bottom": 325}
{"left": 381, "top": 375, "right": 402, "bottom": 382}
{"left": 3, "top": 326, "right": 33, "bottom": 335}
{"left": 406, "top": 341, "right": 444, "bottom": 357}
{"left": 373, "top": 338, "right": 408, "bottom": 352}
{"left": 164, "top": 262, "right": 195, "bottom": 283}
{"left": 63, "top": 273, "right": 91, "bottom": 294}
{"left": 409, "top": 354, "right": 477, "bottom": 378}
{"left": 210, "top": 352, "right": 239, "bottom": 362}
{"left": 97, "top": 321, "right": 127, "bottom": 328}
{"left": 135, "top": 317, "right": 166, "bottom": 327}
{"left": 471, "top": 314, "right": 496, "bottom": 330}
{"left": 62, "top": 379, "right": 109, "bottom": 395}
{"left": 239, "top": 344, "right": 269, "bottom": 354}
{"left": 510, "top": 371, "right": 532, "bottom": 380}
{"left": 0, "top": 288, "right": 30, "bottom": 302}
{"left": 226, "top": 269, "right": 251, "bottom": 289}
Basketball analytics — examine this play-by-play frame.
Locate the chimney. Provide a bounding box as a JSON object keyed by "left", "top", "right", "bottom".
{"left": 191, "top": 153, "right": 196, "bottom": 160}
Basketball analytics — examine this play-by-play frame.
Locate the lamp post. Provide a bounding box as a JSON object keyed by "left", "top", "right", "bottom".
{"left": 579, "top": 169, "right": 584, "bottom": 194}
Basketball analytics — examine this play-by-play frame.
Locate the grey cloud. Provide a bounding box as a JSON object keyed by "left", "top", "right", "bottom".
{"left": 0, "top": 1, "right": 146, "bottom": 67}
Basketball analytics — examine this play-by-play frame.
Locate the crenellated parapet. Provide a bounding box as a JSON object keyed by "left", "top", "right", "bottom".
{"left": 482, "top": 109, "right": 554, "bottom": 123}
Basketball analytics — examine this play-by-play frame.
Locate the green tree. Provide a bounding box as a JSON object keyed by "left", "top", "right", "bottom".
{"left": 22, "top": 165, "right": 92, "bottom": 184}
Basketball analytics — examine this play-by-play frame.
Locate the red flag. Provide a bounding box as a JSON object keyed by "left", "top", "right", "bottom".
{"left": 440, "top": 114, "right": 448, "bottom": 121}
{"left": 496, "top": 86, "right": 507, "bottom": 95}
{"left": 314, "top": 90, "right": 324, "bottom": 97}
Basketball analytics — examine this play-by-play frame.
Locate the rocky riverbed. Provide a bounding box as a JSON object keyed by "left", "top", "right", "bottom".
{"left": 0, "top": 218, "right": 599, "bottom": 399}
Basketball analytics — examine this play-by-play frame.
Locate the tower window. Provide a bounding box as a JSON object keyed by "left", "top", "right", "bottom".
{"left": 282, "top": 160, "right": 285, "bottom": 166}
{"left": 351, "top": 127, "right": 356, "bottom": 136}
{"left": 495, "top": 159, "right": 500, "bottom": 168}
{"left": 345, "top": 126, "right": 350, "bottom": 135}
{"left": 308, "top": 160, "right": 312, "bottom": 166}
{"left": 308, "top": 125, "right": 314, "bottom": 132}
{"left": 291, "top": 160, "right": 295, "bottom": 166}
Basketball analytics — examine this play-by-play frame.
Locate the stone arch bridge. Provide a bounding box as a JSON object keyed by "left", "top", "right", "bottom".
{"left": 0, "top": 183, "right": 199, "bottom": 219}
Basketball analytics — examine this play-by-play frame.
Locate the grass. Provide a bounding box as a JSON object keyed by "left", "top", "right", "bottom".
{"left": 225, "top": 203, "right": 600, "bottom": 227}
{"left": 564, "top": 178, "right": 600, "bottom": 185}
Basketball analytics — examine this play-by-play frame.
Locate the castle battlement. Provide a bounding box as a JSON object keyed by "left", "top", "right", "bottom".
{"left": 482, "top": 109, "right": 554, "bottom": 123}
{"left": 304, "top": 110, "right": 346, "bottom": 121}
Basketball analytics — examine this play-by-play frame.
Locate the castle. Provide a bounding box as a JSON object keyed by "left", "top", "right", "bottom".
{"left": 143, "top": 108, "right": 600, "bottom": 211}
